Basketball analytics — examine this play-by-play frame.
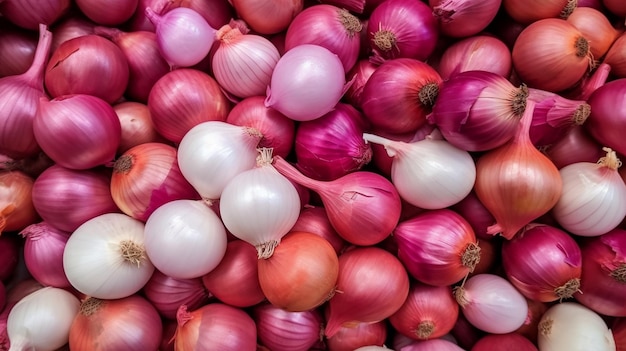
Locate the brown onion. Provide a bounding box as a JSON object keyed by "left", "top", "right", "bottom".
{"left": 230, "top": 0, "right": 303, "bottom": 34}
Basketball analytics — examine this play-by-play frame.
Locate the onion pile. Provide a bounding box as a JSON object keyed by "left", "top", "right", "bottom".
{"left": 2, "top": 2, "right": 626, "bottom": 350}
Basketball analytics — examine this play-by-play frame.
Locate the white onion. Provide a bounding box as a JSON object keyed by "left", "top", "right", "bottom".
{"left": 538, "top": 302, "right": 616, "bottom": 351}
{"left": 63, "top": 213, "right": 155, "bottom": 299}
{"left": 363, "top": 133, "right": 476, "bottom": 209}
{"left": 144, "top": 199, "right": 228, "bottom": 279}
{"left": 219, "top": 148, "right": 301, "bottom": 258}
{"left": 454, "top": 274, "right": 528, "bottom": 334}
{"left": 7, "top": 287, "right": 80, "bottom": 351}
{"left": 177, "top": 121, "right": 262, "bottom": 201}
{"left": 552, "top": 148, "right": 626, "bottom": 237}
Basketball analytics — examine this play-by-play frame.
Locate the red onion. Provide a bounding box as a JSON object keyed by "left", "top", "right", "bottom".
{"left": 437, "top": 35, "right": 512, "bottom": 80}
{"left": 576, "top": 229, "right": 626, "bottom": 316}
{"left": 603, "top": 0, "right": 626, "bottom": 17}
{"left": 451, "top": 191, "right": 497, "bottom": 241}
{"left": 0, "top": 234, "right": 19, "bottom": 282}
{"left": 285, "top": 4, "right": 363, "bottom": 72}
{"left": 0, "top": 301, "right": 11, "bottom": 350}
{"left": 450, "top": 312, "right": 484, "bottom": 350}
{"left": 430, "top": 0, "right": 502, "bottom": 38}
{"left": 0, "top": 152, "right": 53, "bottom": 179}
{"left": 326, "top": 321, "right": 387, "bottom": 351}
{"left": 0, "top": 0, "right": 70, "bottom": 30}
{"left": 502, "top": 224, "right": 582, "bottom": 301}
{"left": 75, "top": 0, "right": 137, "bottom": 25}
{"left": 0, "top": 24, "right": 51, "bottom": 159}
{"left": 265, "top": 44, "right": 347, "bottom": 122}
{"left": 32, "top": 165, "right": 118, "bottom": 233}
{"left": 289, "top": 206, "right": 347, "bottom": 254}
{"left": 0, "top": 22, "right": 37, "bottom": 77}
{"left": 319, "top": 0, "right": 366, "bottom": 13}
{"left": 343, "top": 59, "right": 377, "bottom": 109}
{"left": 201, "top": 240, "right": 265, "bottom": 308}
{"left": 366, "top": 0, "right": 439, "bottom": 62}
{"left": 253, "top": 303, "right": 323, "bottom": 351}
{"left": 515, "top": 298, "right": 549, "bottom": 344}
{"left": 564, "top": 62, "right": 612, "bottom": 101}
{"left": 146, "top": 7, "right": 217, "bottom": 68}
{"left": 148, "top": 68, "right": 230, "bottom": 144}
{"left": 324, "top": 247, "right": 410, "bottom": 338}
{"left": 212, "top": 21, "right": 280, "bottom": 98}
{"left": 294, "top": 103, "right": 372, "bottom": 181}
{"left": 34, "top": 94, "right": 121, "bottom": 170}
{"left": 274, "top": 157, "right": 402, "bottom": 246}
{"left": 6, "top": 279, "right": 45, "bottom": 305}
{"left": 230, "top": 0, "right": 303, "bottom": 35}
{"left": 578, "top": 0, "right": 605, "bottom": 9}
{"left": 49, "top": 15, "right": 96, "bottom": 54}
{"left": 113, "top": 101, "right": 166, "bottom": 155}
{"left": 160, "top": 319, "right": 177, "bottom": 351}
{"left": 0, "top": 281, "right": 4, "bottom": 312}
{"left": 614, "top": 318, "right": 626, "bottom": 351}
{"left": 543, "top": 126, "right": 604, "bottom": 169}
{"left": 429, "top": 70, "right": 528, "bottom": 152}
{"left": 389, "top": 283, "right": 459, "bottom": 341}
{"left": 131, "top": 0, "right": 233, "bottom": 32}
{"left": 472, "top": 333, "right": 538, "bottom": 351}
{"left": 226, "top": 96, "right": 295, "bottom": 159}
{"left": 94, "top": 27, "right": 169, "bottom": 103}
{"left": 0, "top": 171, "right": 38, "bottom": 234}
{"left": 394, "top": 209, "right": 480, "bottom": 286}
{"left": 361, "top": 58, "right": 442, "bottom": 134}
{"left": 587, "top": 78, "right": 626, "bottom": 156}
{"left": 143, "top": 270, "right": 210, "bottom": 319}
{"left": 174, "top": 303, "right": 257, "bottom": 350}
{"left": 503, "top": 0, "right": 576, "bottom": 24}
{"left": 20, "top": 222, "right": 71, "bottom": 288}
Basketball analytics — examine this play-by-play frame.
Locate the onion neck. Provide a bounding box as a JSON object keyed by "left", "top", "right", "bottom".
{"left": 415, "top": 320, "right": 435, "bottom": 339}
{"left": 597, "top": 147, "right": 622, "bottom": 170}
{"left": 113, "top": 154, "right": 134, "bottom": 174}
{"left": 338, "top": 9, "right": 362, "bottom": 38}
{"left": 362, "top": 133, "right": 405, "bottom": 158}
{"left": 79, "top": 297, "right": 103, "bottom": 316}
{"left": 553, "top": 278, "right": 581, "bottom": 300}
{"left": 461, "top": 242, "right": 481, "bottom": 272}
{"left": 610, "top": 263, "right": 626, "bottom": 283}
{"left": 119, "top": 240, "right": 146, "bottom": 267}
{"left": 511, "top": 93, "right": 534, "bottom": 144}
{"left": 22, "top": 24, "right": 53, "bottom": 87}
{"left": 272, "top": 156, "right": 323, "bottom": 192}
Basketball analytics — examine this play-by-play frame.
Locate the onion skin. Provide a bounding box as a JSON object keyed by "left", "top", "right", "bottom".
{"left": 587, "top": 78, "right": 626, "bottom": 156}
{"left": 326, "top": 320, "right": 387, "bottom": 351}
{"left": 253, "top": 302, "right": 324, "bottom": 351}
{"left": 437, "top": 35, "right": 512, "bottom": 80}
{"left": 142, "top": 270, "right": 210, "bottom": 319}
{"left": 430, "top": 0, "right": 502, "bottom": 38}
{"left": 20, "top": 222, "right": 72, "bottom": 288}
{"left": 0, "top": 171, "right": 38, "bottom": 234}
{"left": 0, "top": 0, "right": 71, "bottom": 30}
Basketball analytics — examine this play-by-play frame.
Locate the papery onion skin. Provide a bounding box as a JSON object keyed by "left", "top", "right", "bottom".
{"left": 326, "top": 321, "right": 387, "bottom": 351}
{"left": 394, "top": 209, "right": 480, "bottom": 286}
{"left": 0, "top": 171, "right": 38, "bottom": 233}
{"left": 0, "top": 0, "right": 70, "bottom": 30}
{"left": 502, "top": 223, "right": 582, "bottom": 302}
{"left": 44, "top": 34, "right": 129, "bottom": 104}
{"left": 430, "top": 0, "right": 502, "bottom": 38}
{"left": 202, "top": 240, "right": 265, "bottom": 308}
{"left": 253, "top": 302, "right": 324, "bottom": 351}
{"left": 587, "top": 78, "right": 626, "bottom": 157}
{"left": 32, "top": 165, "right": 119, "bottom": 233}
{"left": 437, "top": 35, "right": 512, "bottom": 80}
{"left": 324, "top": 247, "right": 410, "bottom": 338}
{"left": 148, "top": 68, "right": 231, "bottom": 143}
{"left": 143, "top": 270, "right": 210, "bottom": 319}
{"left": 576, "top": 229, "right": 626, "bottom": 316}
{"left": 361, "top": 58, "right": 442, "bottom": 135}
{"left": 20, "top": 222, "right": 71, "bottom": 288}
{"left": 69, "top": 295, "right": 162, "bottom": 351}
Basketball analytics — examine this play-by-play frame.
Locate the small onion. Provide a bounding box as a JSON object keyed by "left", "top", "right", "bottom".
{"left": 253, "top": 302, "right": 324, "bottom": 351}
{"left": 143, "top": 270, "right": 210, "bottom": 319}
{"left": 20, "top": 222, "right": 71, "bottom": 288}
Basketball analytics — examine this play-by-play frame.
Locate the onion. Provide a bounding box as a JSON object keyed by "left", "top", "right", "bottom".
{"left": 515, "top": 298, "right": 549, "bottom": 344}
{"left": 45, "top": 34, "right": 129, "bottom": 104}
{"left": 538, "top": 302, "right": 616, "bottom": 351}
{"left": 389, "top": 283, "right": 459, "bottom": 341}
{"left": 437, "top": 35, "right": 512, "bottom": 80}
{"left": 273, "top": 157, "right": 402, "bottom": 246}
{"left": 110, "top": 142, "right": 200, "bottom": 222}
{"left": 587, "top": 78, "right": 626, "bottom": 156}
{"left": 0, "top": 235, "right": 19, "bottom": 282}
{"left": 253, "top": 302, "right": 323, "bottom": 351}
{"left": 324, "top": 247, "right": 410, "bottom": 338}
{"left": 394, "top": 209, "right": 480, "bottom": 286}
{"left": 400, "top": 339, "right": 465, "bottom": 351}
{"left": 575, "top": 229, "right": 626, "bottom": 316}
{"left": 289, "top": 206, "right": 347, "bottom": 254}
{"left": 343, "top": 59, "right": 377, "bottom": 109}
{"left": 326, "top": 321, "right": 386, "bottom": 351}
{"left": 147, "top": 68, "right": 230, "bottom": 144}
{"left": 0, "top": 22, "right": 37, "bottom": 77}
{"left": 474, "top": 100, "right": 562, "bottom": 240}
{"left": 34, "top": 94, "right": 121, "bottom": 170}
{"left": 295, "top": 103, "right": 371, "bottom": 181}
{"left": 454, "top": 274, "right": 528, "bottom": 334}
{"left": 69, "top": 295, "right": 162, "bottom": 351}
{"left": 143, "top": 270, "right": 210, "bottom": 319}
{"left": 130, "top": 0, "right": 233, "bottom": 32}
{"left": 32, "top": 165, "right": 118, "bottom": 233}
{"left": 7, "top": 287, "right": 79, "bottom": 351}
{"left": 75, "top": 0, "right": 137, "bottom": 25}
{"left": 265, "top": 44, "right": 347, "bottom": 122}
{"left": 230, "top": 0, "right": 303, "bottom": 35}
{"left": 543, "top": 125, "right": 604, "bottom": 169}
{"left": 113, "top": 101, "right": 165, "bottom": 155}
{"left": 0, "top": 0, "right": 70, "bottom": 30}
{"left": 226, "top": 96, "right": 295, "bottom": 159}
{"left": 502, "top": 223, "right": 582, "bottom": 301}
{"left": 63, "top": 213, "right": 156, "bottom": 299}
{"left": 503, "top": 0, "right": 576, "bottom": 24}
{"left": 258, "top": 231, "right": 338, "bottom": 312}
{"left": 0, "top": 171, "right": 37, "bottom": 234}
{"left": 451, "top": 191, "right": 497, "bottom": 241}
{"left": 430, "top": 0, "right": 502, "bottom": 38}
{"left": 564, "top": 62, "right": 610, "bottom": 110}
{"left": 361, "top": 58, "right": 442, "bottom": 135}
{"left": 174, "top": 303, "right": 257, "bottom": 350}
{"left": 450, "top": 313, "right": 483, "bottom": 350}
{"left": 512, "top": 18, "right": 592, "bottom": 92}
{"left": 49, "top": 15, "right": 95, "bottom": 54}
{"left": 0, "top": 24, "right": 51, "bottom": 159}
{"left": 285, "top": 4, "right": 362, "bottom": 72}
{"left": 604, "top": 33, "right": 626, "bottom": 78}
{"left": 366, "top": 0, "right": 439, "bottom": 62}
{"left": 145, "top": 7, "right": 217, "bottom": 68}
{"left": 603, "top": 0, "right": 626, "bottom": 17}
{"left": 613, "top": 318, "right": 626, "bottom": 351}
{"left": 201, "top": 239, "right": 265, "bottom": 308}
{"left": 566, "top": 6, "right": 621, "bottom": 59}
{"left": 471, "top": 333, "right": 538, "bottom": 351}
{"left": 20, "top": 222, "right": 71, "bottom": 288}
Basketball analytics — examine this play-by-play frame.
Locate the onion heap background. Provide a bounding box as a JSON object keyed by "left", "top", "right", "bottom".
{"left": 1, "top": 0, "right": 626, "bottom": 350}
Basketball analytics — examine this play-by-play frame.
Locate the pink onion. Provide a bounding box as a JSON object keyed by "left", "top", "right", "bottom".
{"left": 130, "top": 0, "right": 233, "bottom": 32}
{"left": 587, "top": 78, "right": 626, "bottom": 156}
{"left": 143, "top": 270, "right": 210, "bottom": 319}
{"left": 253, "top": 303, "right": 323, "bottom": 351}
{"left": 366, "top": 0, "right": 439, "bottom": 62}
{"left": 32, "top": 165, "right": 119, "bottom": 233}
{"left": 0, "top": 22, "right": 37, "bottom": 77}
{"left": 326, "top": 321, "right": 387, "bottom": 351}
{"left": 265, "top": 44, "right": 347, "bottom": 122}
{"left": 20, "top": 222, "right": 72, "bottom": 288}
{"left": 319, "top": 0, "right": 366, "bottom": 13}
{"left": 75, "top": 0, "right": 138, "bottom": 25}
{"left": 437, "top": 35, "right": 512, "bottom": 80}
{"left": 113, "top": 101, "right": 166, "bottom": 155}
{"left": 285, "top": 4, "right": 363, "bottom": 72}
{"left": 543, "top": 126, "right": 604, "bottom": 169}
{"left": 230, "top": 0, "right": 303, "bottom": 35}
{"left": 401, "top": 339, "right": 465, "bottom": 351}
{"left": 343, "top": 59, "right": 378, "bottom": 109}
{"left": 430, "top": 0, "right": 502, "bottom": 38}
{"left": 289, "top": 206, "right": 347, "bottom": 254}
{"left": 0, "top": 0, "right": 70, "bottom": 30}
{"left": 472, "top": 333, "right": 538, "bottom": 351}
{"left": 294, "top": 103, "right": 372, "bottom": 181}
{"left": 49, "top": 15, "right": 96, "bottom": 54}
{"left": 451, "top": 191, "right": 497, "bottom": 241}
